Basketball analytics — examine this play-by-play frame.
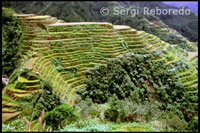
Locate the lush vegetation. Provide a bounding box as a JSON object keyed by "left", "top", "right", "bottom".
{"left": 18, "top": 79, "right": 61, "bottom": 120}
{"left": 1, "top": 5, "right": 198, "bottom": 132}
{"left": 2, "top": 7, "right": 24, "bottom": 77}
{"left": 77, "top": 52, "right": 197, "bottom": 131}
{"left": 44, "top": 104, "right": 79, "bottom": 130}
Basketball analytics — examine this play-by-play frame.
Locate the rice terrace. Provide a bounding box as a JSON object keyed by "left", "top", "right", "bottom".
{"left": 2, "top": 1, "right": 198, "bottom": 132}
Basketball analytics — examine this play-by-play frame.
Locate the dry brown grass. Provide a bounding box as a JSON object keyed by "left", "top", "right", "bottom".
{"left": 187, "top": 52, "right": 198, "bottom": 61}
{"left": 2, "top": 112, "right": 21, "bottom": 122}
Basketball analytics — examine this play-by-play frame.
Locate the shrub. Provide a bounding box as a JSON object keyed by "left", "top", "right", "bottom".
{"left": 104, "top": 94, "right": 119, "bottom": 122}
{"left": 104, "top": 94, "right": 159, "bottom": 123}
{"left": 160, "top": 111, "right": 188, "bottom": 131}
{"left": 2, "top": 119, "right": 26, "bottom": 132}
{"left": 22, "top": 104, "right": 33, "bottom": 116}
{"left": 74, "top": 95, "right": 101, "bottom": 120}
{"left": 188, "top": 118, "right": 198, "bottom": 132}
{"left": 31, "top": 80, "right": 61, "bottom": 120}
{"left": 59, "top": 118, "right": 109, "bottom": 132}
{"left": 2, "top": 7, "right": 24, "bottom": 77}
{"left": 44, "top": 104, "right": 80, "bottom": 130}
{"left": 17, "top": 80, "right": 61, "bottom": 121}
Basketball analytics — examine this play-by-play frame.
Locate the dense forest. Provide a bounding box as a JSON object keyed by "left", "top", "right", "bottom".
{"left": 2, "top": 1, "right": 198, "bottom": 132}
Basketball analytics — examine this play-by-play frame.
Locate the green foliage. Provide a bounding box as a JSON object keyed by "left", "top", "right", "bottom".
{"left": 2, "top": 7, "right": 24, "bottom": 77}
{"left": 159, "top": 111, "right": 188, "bottom": 131}
{"left": 2, "top": 119, "right": 26, "bottom": 132}
{"left": 117, "top": 123, "right": 157, "bottom": 132}
{"left": 104, "top": 95, "right": 189, "bottom": 131}
{"left": 77, "top": 52, "right": 196, "bottom": 131}
{"left": 188, "top": 118, "right": 198, "bottom": 132}
{"left": 104, "top": 94, "right": 158, "bottom": 123}
{"left": 59, "top": 117, "right": 158, "bottom": 132}
{"left": 31, "top": 80, "right": 61, "bottom": 120}
{"left": 59, "top": 118, "right": 109, "bottom": 132}
{"left": 44, "top": 104, "right": 80, "bottom": 130}
{"left": 50, "top": 57, "right": 65, "bottom": 72}
{"left": 15, "top": 82, "right": 26, "bottom": 90}
{"left": 78, "top": 52, "right": 175, "bottom": 104}
{"left": 104, "top": 94, "right": 119, "bottom": 122}
{"left": 22, "top": 104, "right": 33, "bottom": 116}
{"left": 74, "top": 96, "right": 100, "bottom": 120}
{"left": 23, "top": 110, "right": 53, "bottom": 132}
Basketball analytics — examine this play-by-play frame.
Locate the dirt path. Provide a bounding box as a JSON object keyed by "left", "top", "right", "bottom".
{"left": 27, "top": 57, "right": 38, "bottom": 69}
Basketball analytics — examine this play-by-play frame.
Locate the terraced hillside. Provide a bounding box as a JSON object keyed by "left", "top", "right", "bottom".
{"left": 3, "top": 1, "right": 198, "bottom": 42}
{"left": 2, "top": 13, "right": 198, "bottom": 124}
{"left": 138, "top": 18, "right": 197, "bottom": 51}
{"left": 2, "top": 70, "right": 41, "bottom": 122}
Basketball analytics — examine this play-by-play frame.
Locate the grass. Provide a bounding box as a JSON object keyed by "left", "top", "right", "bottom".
{"left": 59, "top": 119, "right": 158, "bottom": 132}
{"left": 113, "top": 122, "right": 158, "bottom": 132}
{"left": 18, "top": 76, "right": 39, "bottom": 83}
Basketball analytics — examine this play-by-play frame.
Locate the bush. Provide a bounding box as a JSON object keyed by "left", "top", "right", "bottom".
{"left": 74, "top": 95, "right": 101, "bottom": 120}
{"left": 160, "top": 111, "right": 188, "bottom": 131}
{"left": 188, "top": 118, "right": 198, "bottom": 132}
{"left": 31, "top": 80, "right": 61, "bottom": 120}
{"left": 44, "top": 104, "right": 80, "bottom": 130}
{"left": 104, "top": 94, "right": 159, "bottom": 123}
{"left": 2, "top": 119, "right": 26, "bottom": 132}
{"left": 2, "top": 7, "right": 24, "bottom": 77}
{"left": 59, "top": 118, "right": 109, "bottom": 132}
{"left": 17, "top": 80, "right": 61, "bottom": 121}
{"left": 104, "top": 94, "right": 119, "bottom": 122}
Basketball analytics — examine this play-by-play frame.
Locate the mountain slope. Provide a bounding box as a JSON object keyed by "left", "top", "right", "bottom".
{"left": 2, "top": 13, "right": 197, "bottom": 126}
{"left": 2, "top": 1, "right": 198, "bottom": 43}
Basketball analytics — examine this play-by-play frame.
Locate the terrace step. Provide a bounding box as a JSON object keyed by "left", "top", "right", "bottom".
{"left": 14, "top": 93, "right": 33, "bottom": 97}
{"left": 2, "top": 108, "right": 18, "bottom": 113}
{"left": 2, "top": 112, "right": 21, "bottom": 122}
{"left": 68, "top": 84, "right": 87, "bottom": 105}
{"left": 183, "top": 79, "right": 198, "bottom": 87}
{"left": 2, "top": 101, "right": 19, "bottom": 108}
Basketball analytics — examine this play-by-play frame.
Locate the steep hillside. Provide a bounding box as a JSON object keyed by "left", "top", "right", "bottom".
{"left": 2, "top": 12, "right": 198, "bottom": 131}
{"left": 6, "top": 14, "right": 170, "bottom": 104}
